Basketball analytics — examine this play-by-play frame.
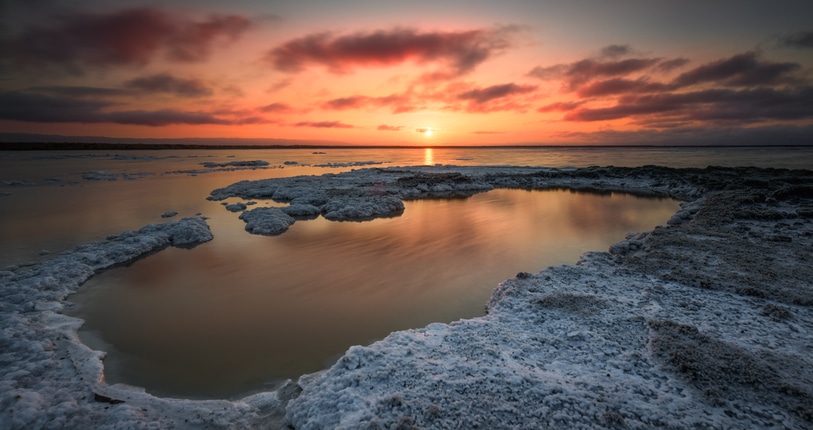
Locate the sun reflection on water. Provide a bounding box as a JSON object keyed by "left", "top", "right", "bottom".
{"left": 424, "top": 147, "right": 434, "bottom": 165}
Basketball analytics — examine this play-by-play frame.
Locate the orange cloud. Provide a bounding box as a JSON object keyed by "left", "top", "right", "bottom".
{"left": 294, "top": 120, "right": 355, "bottom": 128}
{"left": 265, "top": 26, "right": 519, "bottom": 79}
{"left": 258, "top": 102, "right": 295, "bottom": 113}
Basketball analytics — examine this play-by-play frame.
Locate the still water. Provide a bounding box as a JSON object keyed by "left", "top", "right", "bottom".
{"left": 2, "top": 146, "right": 807, "bottom": 399}
{"left": 2, "top": 146, "right": 811, "bottom": 266}
{"left": 67, "top": 189, "right": 679, "bottom": 399}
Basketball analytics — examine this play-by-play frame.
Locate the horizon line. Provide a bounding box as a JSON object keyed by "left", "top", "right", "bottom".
{"left": 2, "top": 141, "right": 812, "bottom": 151}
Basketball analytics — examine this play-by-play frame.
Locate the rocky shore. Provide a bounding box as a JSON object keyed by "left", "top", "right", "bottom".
{"left": 2, "top": 165, "right": 811, "bottom": 429}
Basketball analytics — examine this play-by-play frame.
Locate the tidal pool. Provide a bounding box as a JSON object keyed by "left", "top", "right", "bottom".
{"left": 67, "top": 189, "right": 679, "bottom": 399}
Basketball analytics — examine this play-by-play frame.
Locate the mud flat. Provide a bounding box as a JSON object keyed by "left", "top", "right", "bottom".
{"left": 2, "top": 165, "right": 812, "bottom": 429}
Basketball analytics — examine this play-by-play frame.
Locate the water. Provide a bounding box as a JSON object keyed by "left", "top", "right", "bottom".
{"left": 67, "top": 189, "right": 678, "bottom": 398}
{"left": 3, "top": 146, "right": 811, "bottom": 267}
{"left": 1, "top": 146, "right": 808, "bottom": 399}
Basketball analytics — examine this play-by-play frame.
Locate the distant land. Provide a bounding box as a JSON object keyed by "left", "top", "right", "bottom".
{"left": 0, "top": 133, "right": 348, "bottom": 149}
{"left": 1, "top": 130, "right": 812, "bottom": 149}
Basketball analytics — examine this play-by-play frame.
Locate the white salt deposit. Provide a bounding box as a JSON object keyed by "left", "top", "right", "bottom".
{"left": 2, "top": 165, "right": 812, "bottom": 429}
{"left": 201, "top": 160, "right": 270, "bottom": 168}
{"left": 238, "top": 207, "right": 296, "bottom": 235}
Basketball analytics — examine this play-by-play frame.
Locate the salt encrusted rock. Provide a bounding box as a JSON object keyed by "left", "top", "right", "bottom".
{"left": 82, "top": 171, "right": 153, "bottom": 181}
{"left": 238, "top": 207, "right": 295, "bottom": 235}
{"left": 281, "top": 203, "right": 321, "bottom": 218}
{"left": 161, "top": 211, "right": 178, "bottom": 218}
{"left": 322, "top": 195, "right": 404, "bottom": 220}
{"left": 225, "top": 202, "right": 247, "bottom": 212}
{"left": 201, "top": 160, "right": 269, "bottom": 168}
{"left": 313, "top": 161, "right": 385, "bottom": 168}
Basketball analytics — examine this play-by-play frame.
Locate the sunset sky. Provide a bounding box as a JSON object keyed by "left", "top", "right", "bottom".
{"left": 2, "top": 0, "right": 812, "bottom": 146}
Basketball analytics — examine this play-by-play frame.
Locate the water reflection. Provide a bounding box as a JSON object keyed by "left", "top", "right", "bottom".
{"left": 424, "top": 147, "right": 434, "bottom": 165}
{"left": 67, "top": 189, "right": 679, "bottom": 399}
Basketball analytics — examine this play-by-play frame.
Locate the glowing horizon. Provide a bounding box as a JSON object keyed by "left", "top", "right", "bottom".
{"left": 1, "top": 1, "right": 812, "bottom": 146}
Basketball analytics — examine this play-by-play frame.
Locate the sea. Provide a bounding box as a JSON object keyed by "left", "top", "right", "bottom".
{"left": 1, "top": 145, "right": 810, "bottom": 399}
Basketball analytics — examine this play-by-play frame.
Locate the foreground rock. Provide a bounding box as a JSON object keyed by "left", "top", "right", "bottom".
{"left": 1, "top": 165, "right": 812, "bottom": 429}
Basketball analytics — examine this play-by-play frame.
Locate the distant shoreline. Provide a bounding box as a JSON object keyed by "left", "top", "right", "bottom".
{"left": 2, "top": 142, "right": 812, "bottom": 151}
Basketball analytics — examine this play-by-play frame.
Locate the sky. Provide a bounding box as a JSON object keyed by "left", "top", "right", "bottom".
{"left": 1, "top": 0, "right": 812, "bottom": 146}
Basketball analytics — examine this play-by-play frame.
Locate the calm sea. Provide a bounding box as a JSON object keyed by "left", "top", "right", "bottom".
{"left": 1, "top": 146, "right": 809, "bottom": 398}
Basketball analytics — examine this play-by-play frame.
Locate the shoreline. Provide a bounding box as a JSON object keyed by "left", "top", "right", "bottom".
{"left": 3, "top": 141, "right": 813, "bottom": 151}
{"left": 1, "top": 165, "right": 811, "bottom": 428}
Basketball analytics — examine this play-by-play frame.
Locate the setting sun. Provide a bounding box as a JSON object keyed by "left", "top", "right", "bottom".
{"left": 0, "top": 1, "right": 810, "bottom": 147}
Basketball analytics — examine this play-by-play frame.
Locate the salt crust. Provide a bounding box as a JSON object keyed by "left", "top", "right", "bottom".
{"left": 2, "top": 165, "right": 812, "bottom": 429}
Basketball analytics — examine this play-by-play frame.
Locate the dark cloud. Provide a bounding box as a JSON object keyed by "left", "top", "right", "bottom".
{"left": 102, "top": 109, "right": 234, "bottom": 126}
{"left": 777, "top": 31, "right": 813, "bottom": 49}
{"left": 556, "top": 124, "right": 813, "bottom": 147}
{"left": 5, "top": 8, "right": 250, "bottom": 71}
{"left": 528, "top": 57, "right": 661, "bottom": 89}
{"left": 532, "top": 51, "right": 801, "bottom": 95}
{"left": 576, "top": 78, "right": 670, "bottom": 97}
{"left": 525, "top": 64, "right": 567, "bottom": 80}
{"left": 124, "top": 73, "right": 212, "bottom": 97}
{"left": 324, "top": 96, "right": 368, "bottom": 110}
{"left": 266, "top": 26, "right": 518, "bottom": 79}
{"left": 655, "top": 57, "right": 690, "bottom": 73}
{"left": 0, "top": 91, "right": 112, "bottom": 123}
{"left": 320, "top": 82, "right": 536, "bottom": 115}
{"left": 164, "top": 14, "right": 249, "bottom": 62}
{"left": 536, "top": 101, "right": 585, "bottom": 112}
{"left": 322, "top": 93, "right": 413, "bottom": 113}
{"left": 415, "top": 128, "right": 430, "bottom": 133}
{"left": 258, "top": 102, "right": 293, "bottom": 113}
{"left": 28, "top": 86, "right": 130, "bottom": 98}
{"left": 456, "top": 83, "right": 537, "bottom": 104}
{"left": 600, "top": 44, "right": 633, "bottom": 59}
{"left": 0, "top": 91, "right": 253, "bottom": 126}
{"left": 294, "top": 121, "right": 354, "bottom": 128}
{"left": 672, "top": 51, "right": 799, "bottom": 88}
{"left": 564, "top": 87, "right": 813, "bottom": 124}
{"left": 377, "top": 124, "right": 402, "bottom": 131}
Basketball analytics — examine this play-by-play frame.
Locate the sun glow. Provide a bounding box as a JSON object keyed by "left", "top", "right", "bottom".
{"left": 424, "top": 128, "right": 433, "bottom": 137}
{"left": 424, "top": 148, "right": 434, "bottom": 165}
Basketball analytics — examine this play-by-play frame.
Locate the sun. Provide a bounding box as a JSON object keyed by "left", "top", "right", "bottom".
{"left": 424, "top": 128, "right": 433, "bottom": 137}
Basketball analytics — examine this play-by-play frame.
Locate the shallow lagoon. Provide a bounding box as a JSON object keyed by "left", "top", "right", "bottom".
{"left": 67, "top": 188, "right": 679, "bottom": 398}
{"left": 2, "top": 150, "right": 812, "bottom": 428}
{"left": 2, "top": 145, "right": 809, "bottom": 398}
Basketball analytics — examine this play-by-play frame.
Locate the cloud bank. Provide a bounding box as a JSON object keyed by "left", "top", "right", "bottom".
{"left": 4, "top": 8, "right": 250, "bottom": 72}
{"left": 124, "top": 73, "right": 213, "bottom": 98}
{"left": 0, "top": 91, "right": 260, "bottom": 126}
{"left": 529, "top": 46, "right": 813, "bottom": 128}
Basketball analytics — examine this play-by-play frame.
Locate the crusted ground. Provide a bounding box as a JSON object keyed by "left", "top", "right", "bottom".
{"left": 2, "top": 165, "right": 812, "bottom": 429}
